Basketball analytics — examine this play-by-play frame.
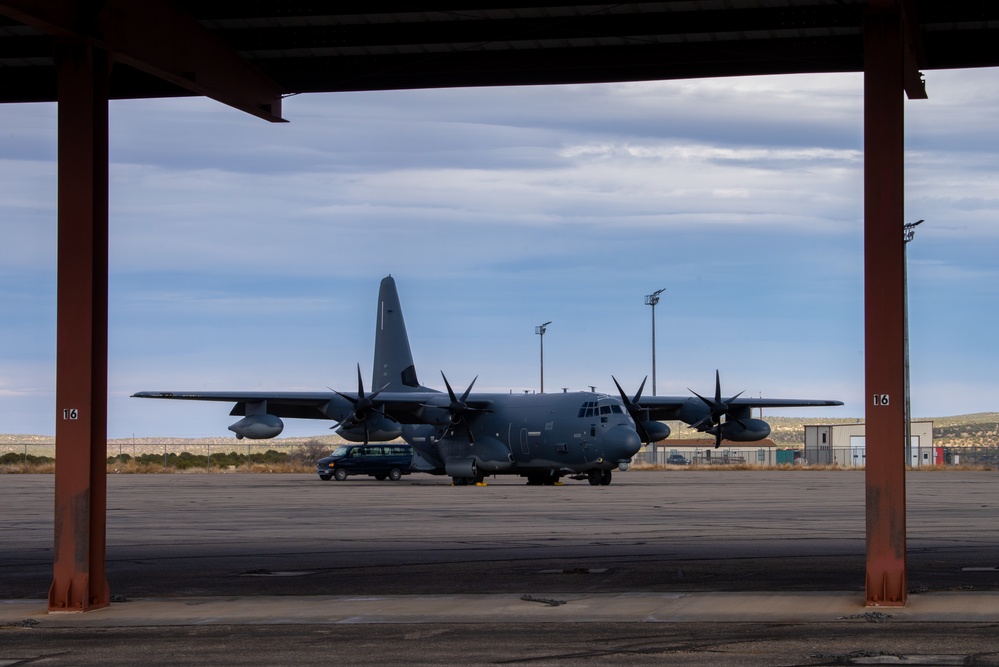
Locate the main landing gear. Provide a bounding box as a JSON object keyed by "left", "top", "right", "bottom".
{"left": 451, "top": 472, "right": 486, "bottom": 486}
{"left": 587, "top": 470, "right": 612, "bottom": 486}
{"left": 525, "top": 471, "right": 561, "bottom": 486}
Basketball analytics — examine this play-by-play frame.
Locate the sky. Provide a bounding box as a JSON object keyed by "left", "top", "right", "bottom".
{"left": 2, "top": 68, "right": 998, "bottom": 438}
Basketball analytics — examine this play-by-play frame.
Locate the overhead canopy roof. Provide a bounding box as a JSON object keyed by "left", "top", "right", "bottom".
{"left": 2, "top": 1, "right": 999, "bottom": 108}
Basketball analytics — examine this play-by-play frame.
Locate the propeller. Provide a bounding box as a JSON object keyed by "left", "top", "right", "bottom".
{"left": 611, "top": 375, "right": 653, "bottom": 444}
{"left": 332, "top": 363, "right": 390, "bottom": 445}
{"left": 438, "top": 372, "right": 489, "bottom": 443}
{"left": 688, "top": 370, "right": 748, "bottom": 448}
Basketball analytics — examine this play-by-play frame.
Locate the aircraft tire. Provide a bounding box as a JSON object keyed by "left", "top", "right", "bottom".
{"left": 587, "top": 470, "right": 602, "bottom": 486}
{"left": 600, "top": 470, "right": 613, "bottom": 486}
{"left": 388, "top": 468, "right": 403, "bottom": 481}
{"left": 452, "top": 476, "right": 468, "bottom": 486}
{"left": 334, "top": 468, "right": 348, "bottom": 481}
{"left": 374, "top": 474, "right": 387, "bottom": 481}
{"left": 318, "top": 474, "right": 332, "bottom": 481}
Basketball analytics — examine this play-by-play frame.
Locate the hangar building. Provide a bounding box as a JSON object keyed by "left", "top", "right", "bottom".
{"left": 805, "top": 422, "right": 935, "bottom": 467}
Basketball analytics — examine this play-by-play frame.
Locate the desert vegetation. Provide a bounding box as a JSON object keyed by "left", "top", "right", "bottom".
{"left": 1, "top": 438, "right": 336, "bottom": 474}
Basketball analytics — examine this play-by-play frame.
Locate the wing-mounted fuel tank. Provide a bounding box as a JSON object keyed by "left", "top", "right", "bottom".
{"left": 228, "top": 400, "right": 285, "bottom": 439}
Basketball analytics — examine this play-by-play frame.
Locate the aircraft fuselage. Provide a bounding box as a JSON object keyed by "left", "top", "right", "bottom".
{"left": 406, "top": 390, "right": 642, "bottom": 482}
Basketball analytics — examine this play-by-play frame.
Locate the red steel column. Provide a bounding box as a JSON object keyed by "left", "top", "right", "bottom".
{"left": 48, "top": 41, "right": 111, "bottom": 612}
{"left": 863, "top": 7, "right": 907, "bottom": 607}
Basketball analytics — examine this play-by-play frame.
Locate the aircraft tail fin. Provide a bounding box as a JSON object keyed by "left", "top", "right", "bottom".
{"left": 372, "top": 275, "right": 426, "bottom": 392}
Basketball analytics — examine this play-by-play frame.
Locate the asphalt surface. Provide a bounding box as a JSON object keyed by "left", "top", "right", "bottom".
{"left": 3, "top": 470, "right": 999, "bottom": 665}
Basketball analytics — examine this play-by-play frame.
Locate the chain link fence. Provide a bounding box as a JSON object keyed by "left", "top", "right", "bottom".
{"left": 5, "top": 441, "right": 999, "bottom": 471}
{"left": 639, "top": 444, "right": 999, "bottom": 468}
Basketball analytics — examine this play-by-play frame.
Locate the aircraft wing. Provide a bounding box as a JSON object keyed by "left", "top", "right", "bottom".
{"left": 132, "top": 391, "right": 336, "bottom": 420}
{"left": 636, "top": 395, "right": 843, "bottom": 422}
{"left": 131, "top": 389, "right": 468, "bottom": 424}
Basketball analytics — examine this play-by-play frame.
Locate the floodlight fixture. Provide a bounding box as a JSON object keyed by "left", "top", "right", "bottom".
{"left": 903, "top": 219, "right": 924, "bottom": 244}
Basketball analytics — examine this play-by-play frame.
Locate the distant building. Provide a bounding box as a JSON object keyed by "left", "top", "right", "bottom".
{"left": 804, "top": 421, "right": 935, "bottom": 467}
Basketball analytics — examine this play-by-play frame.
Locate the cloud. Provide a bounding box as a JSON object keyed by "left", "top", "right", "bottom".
{"left": 2, "top": 69, "right": 999, "bottom": 437}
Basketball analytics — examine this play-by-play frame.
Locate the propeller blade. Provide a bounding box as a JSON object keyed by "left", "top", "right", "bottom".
{"left": 442, "top": 372, "right": 458, "bottom": 403}
{"left": 440, "top": 372, "right": 484, "bottom": 444}
{"left": 460, "top": 376, "right": 477, "bottom": 403}
{"left": 632, "top": 376, "right": 647, "bottom": 405}
{"left": 612, "top": 375, "right": 653, "bottom": 444}
{"left": 333, "top": 364, "right": 389, "bottom": 428}
{"left": 612, "top": 376, "right": 631, "bottom": 406}
{"left": 688, "top": 370, "right": 747, "bottom": 449}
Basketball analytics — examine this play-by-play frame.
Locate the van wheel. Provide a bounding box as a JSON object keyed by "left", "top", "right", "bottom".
{"left": 318, "top": 474, "right": 332, "bottom": 481}
{"left": 374, "top": 474, "right": 387, "bottom": 481}
{"left": 334, "top": 468, "right": 348, "bottom": 481}
{"left": 388, "top": 468, "right": 403, "bottom": 481}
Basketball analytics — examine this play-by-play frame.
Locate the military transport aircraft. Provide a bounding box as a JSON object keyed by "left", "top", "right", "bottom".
{"left": 133, "top": 276, "right": 842, "bottom": 486}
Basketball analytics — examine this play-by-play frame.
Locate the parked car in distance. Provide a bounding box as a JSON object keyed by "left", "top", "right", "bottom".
{"left": 666, "top": 453, "right": 689, "bottom": 466}
{"left": 317, "top": 444, "right": 414, "bottom": 481}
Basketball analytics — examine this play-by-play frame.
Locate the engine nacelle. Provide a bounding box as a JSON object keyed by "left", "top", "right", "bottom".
{"left": 228, "top": 414, "right": 284, "bottom": 440}
{"left": 336, "top": 414, "right": 403, "bottom": 442}
{"left": 445, "top": 458, "right": 478, "bottom": 479}
{"left": 471, "top": 436, "right": 515, "bottom": 473}
{"left": 641, "top": 420, "right": 671, "bottom": 442}
{"left": 719, "top": 418, "right": 771, "bottom": 442}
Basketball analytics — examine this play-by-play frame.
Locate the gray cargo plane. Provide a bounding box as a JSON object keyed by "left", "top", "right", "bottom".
{"left": 134, "top": 276, "right": 842, "bottom": 485}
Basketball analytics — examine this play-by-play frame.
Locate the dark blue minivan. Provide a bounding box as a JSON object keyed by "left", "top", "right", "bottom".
{"left": 316, "top": 444, "right": 414, "bottom": 481}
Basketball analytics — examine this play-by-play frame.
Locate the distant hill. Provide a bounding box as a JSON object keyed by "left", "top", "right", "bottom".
{"left": 667, "top": 412, "right": 999, "bottom": 448}
{"left": 3, "top": 413, "right": 998, "bottom": 449}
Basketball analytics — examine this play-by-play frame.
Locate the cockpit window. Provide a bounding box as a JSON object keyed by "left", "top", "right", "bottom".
{"left": 579, "top": 399, "right": 624, "bottom": 418}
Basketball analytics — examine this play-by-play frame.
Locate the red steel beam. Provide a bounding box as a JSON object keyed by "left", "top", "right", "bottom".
{"left": 863, "top": 7, "right": 908, "bottom": 607}
{"left": 0, "top": 0, "right": 285, "bottom": 122}
{"left": 48, "top": 40, "right": 111, "bottom": 613}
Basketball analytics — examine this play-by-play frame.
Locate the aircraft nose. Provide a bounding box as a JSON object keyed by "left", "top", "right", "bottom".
{"left": 602, "top": 424, "right": 642, "bottom": 460}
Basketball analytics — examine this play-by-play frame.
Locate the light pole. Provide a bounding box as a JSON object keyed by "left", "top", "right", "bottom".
{"left": 903, "top": 219, "right": 923, "bottom": 466}
{"left": 535, "top": 321, "right": 551, "bottom": 393}
{"left": 645, "top": 288, "right": 666, "bottom": 396}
